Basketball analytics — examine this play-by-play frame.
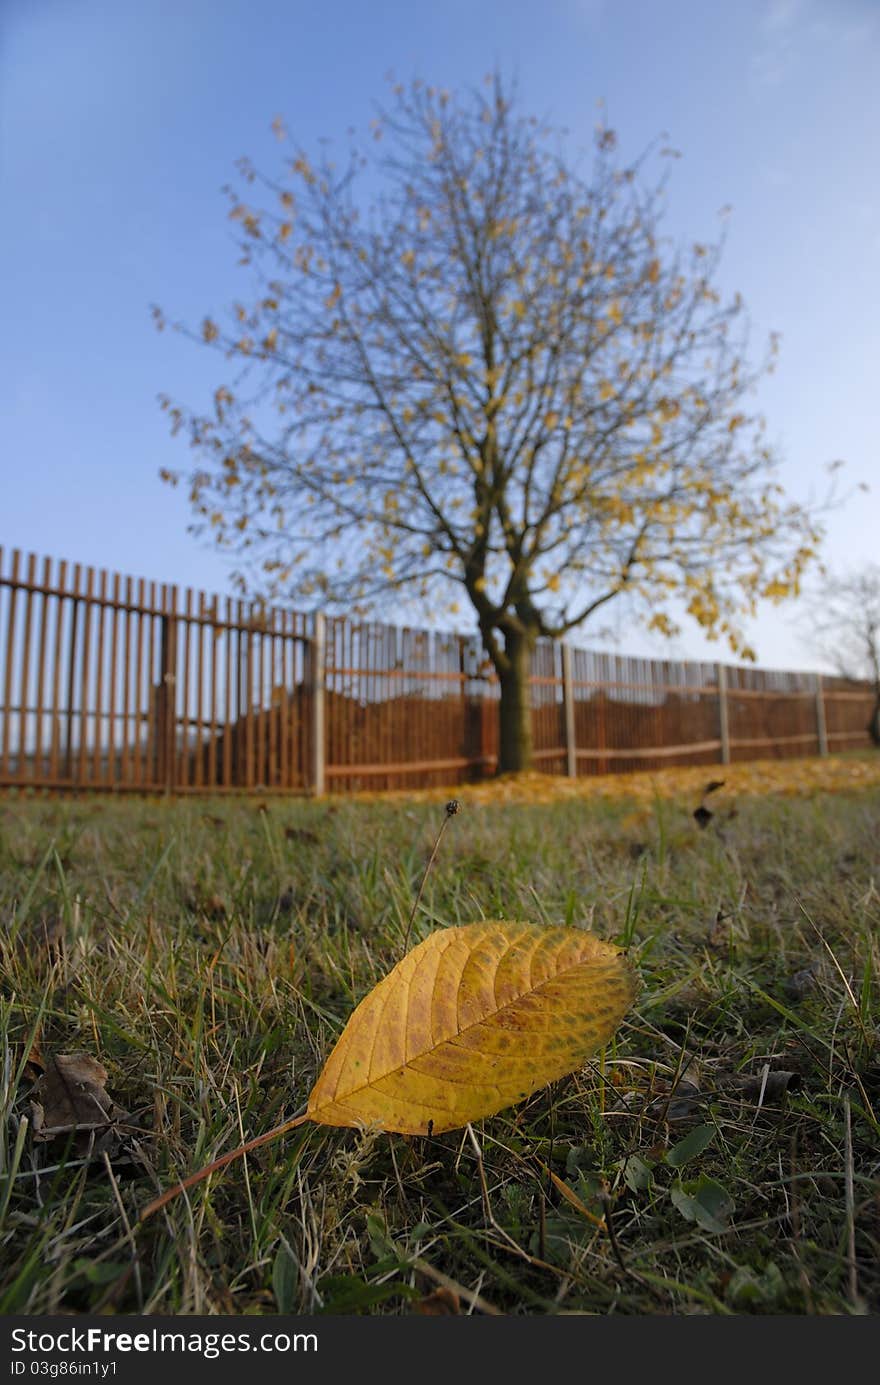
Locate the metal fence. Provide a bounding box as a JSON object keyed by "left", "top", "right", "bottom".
{"left": 1, "top": 546, "right": 874, "bottom": 794}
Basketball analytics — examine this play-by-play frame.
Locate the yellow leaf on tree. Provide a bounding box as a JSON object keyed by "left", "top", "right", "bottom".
{"left": 306, "top": 921, "right": 637, "bottom": 1135}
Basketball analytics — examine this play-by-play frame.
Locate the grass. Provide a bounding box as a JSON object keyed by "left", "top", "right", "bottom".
{"left": 1, "top": 755, "right": 878, "bottom": 1316}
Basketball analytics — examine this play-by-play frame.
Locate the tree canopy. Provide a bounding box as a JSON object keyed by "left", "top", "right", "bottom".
{"left": 156, "top": 74, "right": 823, "bottom": 771}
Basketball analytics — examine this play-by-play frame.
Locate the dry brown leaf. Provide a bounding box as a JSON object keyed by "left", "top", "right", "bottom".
{"left": 640, "top": 1061, "right": 704, "bottom": 1123}
{"left": 284, "top": 826, "right": 319, "bottom": 845}
{"left": 727, "top": 1070, "right": 801, "bottom": 1102}
{"left": 190, "top": 892, "right": 227, "bottom": 921}
{"left": 31, "top": 1053, "right": 127, "bottom": 1144}
{"left": 22, "top": 1034, "right": 46, "bottom": 1082}
{"left": 414, "top": 1287, "right": 461, "bottom": 1315}
{"left": 784, "top": 961, "right": 822, "bottom": 1000}
{"left": 307, "top": 921, "right": 637, "bottom": 1136}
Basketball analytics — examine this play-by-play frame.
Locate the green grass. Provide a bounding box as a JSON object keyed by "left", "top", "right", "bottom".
{"left": 1, "top": 782, "right": 878, "bottom": 1315}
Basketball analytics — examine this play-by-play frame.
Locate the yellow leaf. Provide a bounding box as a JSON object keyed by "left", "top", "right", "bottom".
{"left": 139, "top": 922, "right": 635, "bottom": 1220}
{"left": 306, "top": 921, "right": 637, "bottom": 1135}
{"left": 762, "top": 579, "right": 790, "bottom": 600}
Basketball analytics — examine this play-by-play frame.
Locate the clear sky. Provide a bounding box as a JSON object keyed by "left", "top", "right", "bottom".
{"left": 2, "top": 0, "right": 877, "bottom": 672}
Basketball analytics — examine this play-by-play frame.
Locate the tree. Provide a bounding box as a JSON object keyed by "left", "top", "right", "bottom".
{"left": 156, "top": 74, "right": 822, "bottom": 773}
{"left": 805, "top": 566, "right": 880, "bottom": 745}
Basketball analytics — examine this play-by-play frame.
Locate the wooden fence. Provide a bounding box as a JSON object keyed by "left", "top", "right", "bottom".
{"left": 0, "top": 547, "right": 875, "bottom": 794}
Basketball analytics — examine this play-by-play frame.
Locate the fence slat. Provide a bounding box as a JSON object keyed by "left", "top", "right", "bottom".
{"left": 311, "top": 612, "right": 326, "bottom": 794}
{"left": 34, "top": 556, "right": 51, "bottom": 781}
{"left": 17, "top": 553, "right": 36, "bottom": 781}
{"left": 2, "top": 549, "right": 20, "bottom": 777}
{"left": 50, "top": 560, "right": 67, "bottom": 782}
{"left": 93, "top": 569, "right": 107, "bottom": 783}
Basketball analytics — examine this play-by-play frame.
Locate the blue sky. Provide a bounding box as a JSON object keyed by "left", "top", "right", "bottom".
{"left": 2, "top": 0, "right": 877, "bottom": 671}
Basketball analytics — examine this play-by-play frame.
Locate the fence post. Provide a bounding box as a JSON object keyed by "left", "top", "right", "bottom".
{"left": 310, "top": 611, "right": 326, "bottom": 795}
{"left": 717, "top": 662, "right": 731, "bottom": 765}
{"left": 159, "top": 586, "right": 178, "bottom": 793}
{"left": 562, "top": 642, "right": 577, "bottom": 778}
{"left": 815, "top": 673, "right": 829, "bottom": 756}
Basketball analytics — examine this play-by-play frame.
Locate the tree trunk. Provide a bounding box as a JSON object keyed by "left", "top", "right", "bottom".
{"left": 497, "top": 629, "right": 535, "bottom": 774}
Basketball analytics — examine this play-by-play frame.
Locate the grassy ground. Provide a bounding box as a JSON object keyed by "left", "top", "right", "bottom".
{"left": 1, "top": 755, "right": 878, "bottom": 1316}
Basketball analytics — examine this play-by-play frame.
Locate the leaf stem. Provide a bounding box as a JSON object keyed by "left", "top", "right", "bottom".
{"left": 139, "top": 1106, "right": 310, "bottom": 1222}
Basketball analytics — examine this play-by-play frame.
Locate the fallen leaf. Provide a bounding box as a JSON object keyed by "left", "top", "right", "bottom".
{"left": 415, "top": 1287, "right": 461, "bottom": 1315}
{"left": 189, "top": 892, "right": 227, "bottom": 921}
{"left": 22, "top": 1034, "right": 46, "bottom": 1081}
{"left": 704, "top": 780, "right": 726, "bottom": 795}
{"left": 285, "top": 826, "right": 319, "bottom": 844}
{"left": 139, "top": 923, "right": 638, "bottom": 1220}
{"left": 643, "top": 1061, "right": 704, "bottom": 1122}
{"left": 727, "top": 1070, "right": 800, "bottom": 1102}
{"left": 31, "top": 1053, "right": 127, "bottom": 1145}
{"left": 307, "top": 922, "right": 637, "bottom": 1135}
{"left": 784, "top": 962, "right": 822, "bottom": 1001}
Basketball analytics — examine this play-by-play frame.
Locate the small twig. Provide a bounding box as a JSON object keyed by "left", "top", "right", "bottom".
{"left": 401, "top": 800, "right": 460, "bottom": 954}
{"left": 465, "top": 1122, "right": 493, "bottom": 1225}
